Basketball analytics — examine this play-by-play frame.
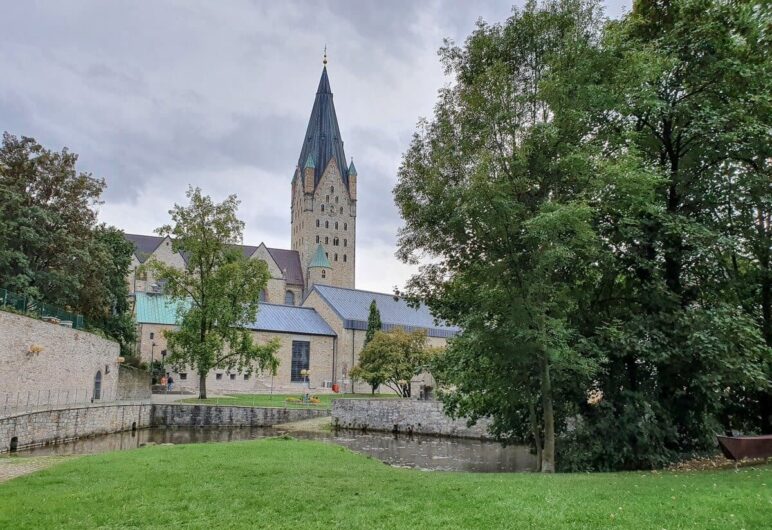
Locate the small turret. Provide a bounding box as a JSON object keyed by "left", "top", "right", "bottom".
{"left": 304, "top": 155, "right": 315, "bottom": 194}
{"left": 348, "top": 158, "right": 357, "bottom": 201}
{"left": 307, "top": 243, "right": 331, "bottom": 288}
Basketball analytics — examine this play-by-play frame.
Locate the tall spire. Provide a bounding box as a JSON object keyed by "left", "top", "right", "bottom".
{"left": 323, "top": 45, "right": 327, "bottom": 66}
{"left": 296, "top": 60, "right": 349, "bottom": 190}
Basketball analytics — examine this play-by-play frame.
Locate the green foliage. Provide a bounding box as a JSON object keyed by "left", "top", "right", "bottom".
{"left": 350, "top": 328, "right": 436, "bottom": 397}
{"left": 146, "top": 187, "right": 279, "bottom": 399}
{"left": 0, "top": 133, "right": 136, "bottom": 348}
{"left": 395, "top": 0, "right": 771, "bottom": 471}
{"left": 364, "top": 300, "right": 382, "bottom": 345}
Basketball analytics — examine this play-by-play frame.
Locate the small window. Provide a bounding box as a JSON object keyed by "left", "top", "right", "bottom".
{"left": 335, "top": 221, "right": 338, "bottom": 230}
{"left": 285, "top": 291, "right": 295, "bottom": 305}
{"left": 230, "top": 373, "right": 236, "bottom": 380}
{"left": 321, "top": 270, "right": 326, "bottom": 279}
{"left": 335, "top": 196, "right": 339, "bottom": 204}
{"left": 326, "top": 195, "right": 329, "bottom": 203}
{"left": 343, "top": 254, "right": 347, "bottom": 262}
{"left": 334, "top": 253, "right": 338, "bottom": 261}
{"left": 149, "top": 332, "right": 154, "bottom": 339}
{"left": 325, "top": 237, "right": 329, "bottom": 244}
{"left": 325, "top": 252, "right": 328, "bottom": 259}
{"left": 325, "top": 220, "right": 329, "bottom": 229}
{"left": 216, "top": 373, "right": 223, "bottom": 380}
{"left": 180, "top": 373, "right": 188, "bottom": 381}
{"left": 316, "top": 219, "right": 320, "bottom": 227}
{"left": 244, "top": 374, "right": 250, "bottom": 380}
{"left": 339, "top": 207, "right": 343, "bottom": 214}
{"left": 333, "top": 237, "right": 339, "bottom": 246}
{"left": 343, "top": 239, "right": 347, "bottom": 247}
{"left": 344, "top": 223, "right": 347, "bottom": 231}
{"left": 316, "top": 235, "right": 320, "bottom": 243}
{"left": 321, "top": 205, "right": 325, "bottom": 212}
{"left": 330, "top": 186, "right": 334, "bottom": 193}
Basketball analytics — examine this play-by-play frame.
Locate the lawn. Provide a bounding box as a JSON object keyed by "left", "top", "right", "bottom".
{"left": 0, "top": 439, "right": 768, "bottom": 529}
{"left": 178, "top": 392, "right": 401, "bottom": 409}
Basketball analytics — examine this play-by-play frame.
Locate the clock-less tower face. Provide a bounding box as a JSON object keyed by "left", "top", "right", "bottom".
{"left": 290, "top": 64, "right": 356, "bottom": 291}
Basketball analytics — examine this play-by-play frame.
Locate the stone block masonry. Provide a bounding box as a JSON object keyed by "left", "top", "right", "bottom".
{"left": 1, "top": 403, "right": 330, "bottom": 453}
{"left": 332, "top": 399, "right": 493, "bottom": 440}
{"left": 116, "top": 366, "right": 152, "bottom": 401}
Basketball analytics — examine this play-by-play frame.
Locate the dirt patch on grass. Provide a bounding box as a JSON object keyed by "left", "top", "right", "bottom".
{"left": 0, "top": 456, "right": 75, "bottom": 483}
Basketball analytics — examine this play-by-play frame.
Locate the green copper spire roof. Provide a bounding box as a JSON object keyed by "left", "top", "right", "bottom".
{"left": 309, "top": 243, "right": 331, "bottom": 268}
{"left": 304, "top": 154, "right": 315, "bottom": 169}
{"left": 348, "top": 158, "right": 357, "bottom": 176}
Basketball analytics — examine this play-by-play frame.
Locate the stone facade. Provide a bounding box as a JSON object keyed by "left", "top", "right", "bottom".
{"left": 0, "top": 403, "right": 328, "bottom": 453}
{"left": 137, "top": 323, "right": 337, "bottom": 394}
{"left": 116, "top": 366, "right": 151, "bottom": 401}
{"left": 332, "top": 399, "right": 492, "bottom": 439}
{"left": 291, "top": 158, "right": 356, "bottom": 291}
{"left": 0, "top": 311, "right": 120, "bottom": 406}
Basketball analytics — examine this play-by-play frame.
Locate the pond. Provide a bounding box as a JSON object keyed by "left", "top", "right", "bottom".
{"left": 8, "top": 426, "right": 536, "bottom": 473}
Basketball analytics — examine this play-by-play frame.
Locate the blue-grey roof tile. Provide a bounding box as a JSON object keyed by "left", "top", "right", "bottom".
{"left": 310, "top": 285, "right": 460, "bottom": 338}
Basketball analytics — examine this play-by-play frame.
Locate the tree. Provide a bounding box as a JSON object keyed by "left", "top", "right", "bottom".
{"left": 350, "top": 328, "right": 435, "bottom": 398}
{"left": 365, "top": 300, "right": 382, "bottom": 345}
{"left": 147, "top": 187, "right": 280, "bottom": 399}
{"left": 0, "top": 132, "right": 136, "bottom": 348}
{"left": 394, "top": 0, "right": 605, "bottom": 472}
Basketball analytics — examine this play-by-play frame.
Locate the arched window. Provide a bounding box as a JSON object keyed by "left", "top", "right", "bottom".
{"left": 316, "top": 235, "right": 320, "bottom": 243}
{"left": 343, "top": 254, "right": 347, "bottom": 262}
{"left": 343, "top": 239, "right": 347, "bottom": 247}
{"left": 316, "top": 219, "right": 320, "bottom": 227}
{"left": 326, "top": 195, "right": 330, "bottom": 203}
{"left": 339, "top": 207, "right": 343, "bottom": 214}
{"left": 325, "top": 220, "right": 329, "bottom": 228}
{"left": 321, "top": 270, "right": 326, "bottom": 278}
{"left": 325, "top": 252, "right": 329, "bottom": 259}
{"left": 334, "top": 253, "right": 338, "bottom": 261}
{"left": 333, "top": 237, "right": 339, "bottom": 246}
{"left": 284, "top": 291, "right": 295, "bottom": 305}
{"left": 93, "top": 370, "right": 102, "bottom": 400}
{"left": 335, "top": 221, "right": 338, "bottom": 230}
{"left": 330, "top": 186, "right": 334, "bottom": 193}
{"left": 325, "top": 236, "right": 329, "bottom": 244}
{"left": 321, "top": 204, "right": 325, "bottom": 212}
{"left": 344, "top": 223, "right": 347, "bottom": 231}
{"left": 335, "top": 196, "right": 339, "bottom": 204}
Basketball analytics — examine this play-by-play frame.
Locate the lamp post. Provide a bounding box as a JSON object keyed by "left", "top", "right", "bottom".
{"left": 151, "top": 342, "right": 156, "bottom": 383}
{"left": 300, "top": 369, "right": 311, "bottom": 402}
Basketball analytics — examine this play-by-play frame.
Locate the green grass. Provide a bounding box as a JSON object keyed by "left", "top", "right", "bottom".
{"left": 178, "top": 392, "right": 401, "bottom": 409}
{"left": 0, "top": 439, "right": 769, "bottom": 529}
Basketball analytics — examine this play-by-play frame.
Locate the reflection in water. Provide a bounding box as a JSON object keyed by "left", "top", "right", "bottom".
{"left": 6, "top": 427, "right": 535, "bottom": 473}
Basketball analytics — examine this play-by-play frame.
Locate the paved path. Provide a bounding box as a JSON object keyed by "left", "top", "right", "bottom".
{"left": 0, "top": 455, "right": 75, "bottom": 483}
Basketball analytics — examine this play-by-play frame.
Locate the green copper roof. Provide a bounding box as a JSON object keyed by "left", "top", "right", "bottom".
{"left": 348, "top": 159, "right": 357, "bottom": 176}
{"left": 309, "top": 243, "right": 331, "bottom": 268}
{"left": 135, "top": 292, "right": 190, "bottom": 325}
{"left": 304, "top": 154, "right": 315, "bottom": 169}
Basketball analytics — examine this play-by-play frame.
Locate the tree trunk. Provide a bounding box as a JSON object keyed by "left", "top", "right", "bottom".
{"left": 540, "top": 355, "right": 556, "bottom": 473}
{"left": 199, "top": 373, "right": 207, "bottom": 400}
{"left": 529, "top": 399, "right": 543, "bottom": 472}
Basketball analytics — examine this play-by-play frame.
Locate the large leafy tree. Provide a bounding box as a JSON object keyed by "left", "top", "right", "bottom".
{"left": 0, "top": 132, "right": 135, "bottom": 348}
{"left": 395, "top": 0, "right": 607, "bottom": 472}
{"left": 147, "top": 187, "right": 279, "bottom": 399}
{"left": 350, "top": 328, "right": 435, "bottom": 398}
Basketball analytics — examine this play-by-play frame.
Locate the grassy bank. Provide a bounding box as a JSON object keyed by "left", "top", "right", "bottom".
{"left": 0, "top": 439, "right": 768, "bottom": 529}
{"left": 178, "top": 392, "right": 400, "bottom": 409}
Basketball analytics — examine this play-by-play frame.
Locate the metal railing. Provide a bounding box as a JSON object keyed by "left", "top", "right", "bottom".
{"left": 0, "top": 388, "right": 105, "bottom": 417}
{"left": 0, "top": 287, "right": 85, "bottom": 329}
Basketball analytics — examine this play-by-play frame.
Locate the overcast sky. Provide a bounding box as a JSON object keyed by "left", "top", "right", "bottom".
{"left": 1, "top": 0, "right": 631, "bottom": 293}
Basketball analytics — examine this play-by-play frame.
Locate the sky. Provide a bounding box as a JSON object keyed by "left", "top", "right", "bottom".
{"left": 1, "top": 0, "right": 632, "bottom": 293}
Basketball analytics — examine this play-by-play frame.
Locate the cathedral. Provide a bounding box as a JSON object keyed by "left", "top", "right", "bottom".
{"left": 126, "top": 57, "right": 457, "bottom": 394}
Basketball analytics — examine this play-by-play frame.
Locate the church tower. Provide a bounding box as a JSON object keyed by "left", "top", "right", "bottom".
{"left": 291, "top": 53, "right": 356, "bottom": 292}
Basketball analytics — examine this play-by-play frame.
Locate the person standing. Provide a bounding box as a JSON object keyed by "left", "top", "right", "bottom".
{"left": 167, "top": 374, "right": 174, "bottom": 393}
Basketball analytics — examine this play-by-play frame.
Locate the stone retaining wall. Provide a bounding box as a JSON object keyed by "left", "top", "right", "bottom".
{"left": 1, "top": 404, "right": 330, "bottom": 453}
{"left": 116, "top": 366, "right": 151, "bottom": 401}
{"left": 332, "top": 399, "right": 492, "bottom": 439}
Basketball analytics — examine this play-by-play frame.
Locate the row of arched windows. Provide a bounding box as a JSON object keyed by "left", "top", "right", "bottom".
{"left": 316, "top": 219, "right": 347, "bottom": 230}
{"left": 315, "top": 235, "right": 347, "bottom": 247}
{"left": 323, "top": 251, "right": 347, "bottom": 263}
{"left": 319, "top": 205, "right": 345, "bottom": 214}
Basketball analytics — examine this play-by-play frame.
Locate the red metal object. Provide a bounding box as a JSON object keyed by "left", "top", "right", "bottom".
{"left": 716, "top": 435, "right": 772, "bottom": 460}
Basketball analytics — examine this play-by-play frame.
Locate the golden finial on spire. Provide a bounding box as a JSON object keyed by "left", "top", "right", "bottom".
{"left": 323, "top": 45, "right": 328, "bottom": 66}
